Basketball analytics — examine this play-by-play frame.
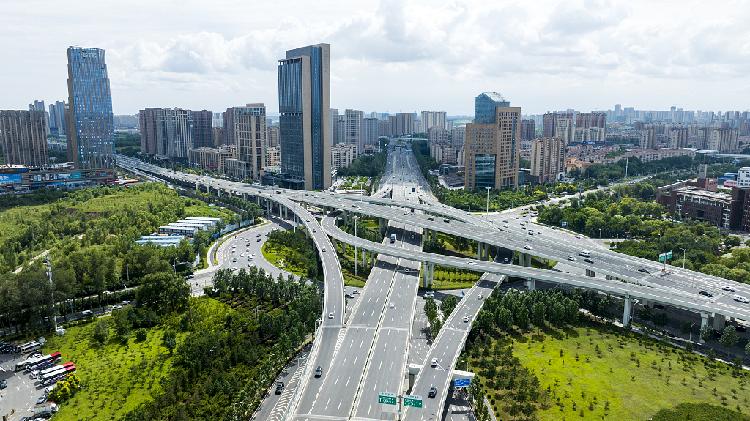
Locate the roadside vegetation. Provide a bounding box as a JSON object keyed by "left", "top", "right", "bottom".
{"left": 537, "top": 181, "right": 750, "bottom": 284}
{"left": 463, "top": 288, "right": 750, "bottom": 421}
{"left": 0, "top": 183, "right": 237, "bottom": 336}
{"left": 335, "top": 147, "right": 387, "bottom": 179}
{"left": 261, "top": 228, "right": 321, "bottom": 280}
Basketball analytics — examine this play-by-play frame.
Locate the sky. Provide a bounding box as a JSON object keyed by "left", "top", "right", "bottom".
{"left": 1, "top": 0, "right": 749, "bottom": 115}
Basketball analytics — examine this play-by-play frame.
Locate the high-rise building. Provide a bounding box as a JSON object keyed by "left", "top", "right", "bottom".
{"left": 212, "top": 112, "right": 223, "bottom": 128}
{"left": 66, "top": 47, "right": 115, "bottom": 168}
{"left": 668, "top": 126, "right": 689, "bottom": 149}
{"left": 278, "top": 43, "right": 331, "bottom": 190}
{"left": 29, "top": 100, "right": 45, "bottom": 112}
{"left": 191, "top": 110, "right": 214, "bottom": 148}
{"left": 48, "top": 101, "right": 67, "bottom": 136}
{"left": 362, "top": 117, "right": 379, "bottom": 153}
{"left": 330, "top": 108, "right": 339, "bottom": 145}
{"left": 451, "top": 126, "right": 465, "bottom": 148}
{"left": 542, "top": 112, "right": 575, "bottom": 145}
{"left": 0, "top": 110, "right": 49, "bottom": 167}
{"left": 394, "top": 113, "right": 415, "bottom": 136}
{"left": 378, "top": 119, "right": 392, "bottom": 138}
{"left": 138, "top": 108, "right": 194, "bottom": 159}
{"left": 521, "top": 119, "right": 535, "bottom": 141}
{"left": 530, "top": 137, "right": 565, "bottom": 184}
{"left": 421, "top": 111, "right": 447, "bottom": 132}
{"left": 345, "top": 109, "right": 363, "bottom": 155}
{"left": 234, "top": 103, "right": 267, "bottom": 181}
{"left": 331, "top": 143, "right": 357, "bottom": 171}
{"left": 267, "top": 125, "right": 279, "bottom": 148}
{"left": 464, "top": 93, "right": 520, "bottom": 190}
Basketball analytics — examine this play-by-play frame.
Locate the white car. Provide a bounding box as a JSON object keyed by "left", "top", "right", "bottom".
{"left": 328, "top": 312, "right": 334, "bottom": 319}
{"left": 431, "top": 358, "right": 438, "bottom": 368}
{"left": 568, "top": 256, "right": 576, "bottom": 261}
{"left": 734, "top": 295, "right": 750, "bottom": 304}
{"left": 722, "top": 285, "right": 736, "bottom": 292}
{"left": 463, "top": 315, "right": 469, "bottom": 323}
{"left": 524, "top": 245, "right": 533, "bottom": 250}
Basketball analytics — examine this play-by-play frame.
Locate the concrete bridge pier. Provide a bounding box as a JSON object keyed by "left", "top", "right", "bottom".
{"left": 422, "top": 262, "right": 434, "bottom": 288}
{"left": 700, "top": 312, "right": 709, "bottom": 343}
{"left": 622, "top": 296, "right": 633, "bottom": 326}
{"left": 519, "top": 252, "right": 532, "bottom": 267}
{"left": 379, "top": 218, "right": 387, "bottom": 237}
{"left": 525, "top": 279, "right": 536, "bottom": 291}
{"left": 712, "top": 313, "right": 726, "bottom": 330}
{"left": 585, "top": 269, "right": 596, "bottom": 277}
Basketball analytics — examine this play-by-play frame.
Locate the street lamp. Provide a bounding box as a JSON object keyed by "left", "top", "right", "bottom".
{"left": 353, "top": 215, "right": 359, "bottom": 277}
{"left": 485, "top": 186, "right": 491, "bottom": 213}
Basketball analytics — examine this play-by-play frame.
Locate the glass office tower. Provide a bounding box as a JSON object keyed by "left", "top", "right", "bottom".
{"left": 278, "top": 43, "right": 331, "bottom": 190}
{"left": 66, "top": 47, "right": 115, "bottom": 168}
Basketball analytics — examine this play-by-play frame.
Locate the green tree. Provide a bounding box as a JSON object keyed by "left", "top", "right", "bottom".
{"left": 162, "top": 329, "right": 177, "bottom": 354}
{"left": 719, "top": 325, "right": 739, "bottom": 348}
{"left": 136, "top": 272, "right": 190, "bottom": 314}
{"left": 92, "top": 318, "right": 109, "bottom": 345}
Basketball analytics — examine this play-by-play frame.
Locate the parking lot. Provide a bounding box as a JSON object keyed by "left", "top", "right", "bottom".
{"left": 0, "top": 353, "right": 43, "bottom": 420}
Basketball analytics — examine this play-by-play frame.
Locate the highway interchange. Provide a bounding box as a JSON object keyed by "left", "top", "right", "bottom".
{"left": 116, "top": 142, "right": 750, "bottom": 420}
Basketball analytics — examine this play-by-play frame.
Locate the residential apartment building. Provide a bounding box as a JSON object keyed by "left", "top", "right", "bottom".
{"left": 394, "top": 113, "right": 415, "bottom": 136}
{"left": 331, "top": 143, "right": 357, "bottom": 171}
{"left": 191, "top": 110, "right": 214, "bottom": 148}
{"left": 521, "top": 119, "right": 535, "bottom": 141}
{"left": 266, "top": 146, "right": 281, "bottom": 171}
{"left": 234, "top": 103, "right": 267, "bottom": 180}
{"left": 278, "top": 43, "right": 331, "bottom": 190}
{"left": 267, "top": 125, "right": 279, "bottom": 148}
{"left": 138, "top": 108, "right": 194, "bottom": 159}
{"left": 464, "top": 92, "right": 520, "bottom": 190}
{"left": 48, "top": 101, "right": 66, "bottom": 136}
{"left": 421, "top": 111, "right": 447, "bottom": 132}
{"left": 345, "top": 109, "right": 363, "bottom": 155}
{"left": 0, "top": 110, "right": 49, "bottom": 167}
{"left": 530, "top": 137, "right": 565, "bottom": 184}
{"left": 66, "top": 47, "right": 115, "bottom": 168}
{"left": 188, "top": 145, "right": 235, "bottom": 172}
{"left": 428, "top": 127, "right": 450, "bottom": 143}
{"left": 362, "top": 117, "right": 379, "bottom": 153}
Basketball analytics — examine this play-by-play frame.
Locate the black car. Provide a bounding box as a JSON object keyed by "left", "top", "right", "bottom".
{"left": 314, "top": 366, "right": 323, "bottom": 378}
{"left": 274, "top": 382, "right": 284, "bottom": 395}
{"left": 428, "top": 386, "right": 437, "bottom": 398}
{"left": 583, "top": 258, "right": 594, "bottom": 264}
{"left": 638, "top": 268, "right": 650, "bottom": 274}
{"left": 699, "top": 290, "right": 714, "bottom": 298}
{"left": 0, "top": 379, "right": 7, "bottom": 389}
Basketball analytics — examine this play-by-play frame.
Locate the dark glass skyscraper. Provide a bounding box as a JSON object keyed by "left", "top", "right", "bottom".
{"left": 474, "top": 92, "right": 509, "bottom": 124}
{"left": 278, "top": 43, "right": 331, "bottom": 190}
{"left": 66, "top": 47, "right": 115, "bottom": 168}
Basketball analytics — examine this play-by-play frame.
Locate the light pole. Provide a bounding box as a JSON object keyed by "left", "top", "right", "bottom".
{"left": 485, "top": 186, "right": 491, "bottom": 213}
{"left": 45, "top": 257, "right": 57, "bottom": 332}
{"left": 680, "top": 248, "right": 687, "bottom": 269}
{"left": 353, "top": 215, "right": 359, "bottom": 277}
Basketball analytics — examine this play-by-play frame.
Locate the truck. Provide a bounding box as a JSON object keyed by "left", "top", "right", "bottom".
{"left": 390, "top": 234, "right": 397, "bottom": 244}
{"left": 579, "top": 250, "right": 591, "bottom": 258}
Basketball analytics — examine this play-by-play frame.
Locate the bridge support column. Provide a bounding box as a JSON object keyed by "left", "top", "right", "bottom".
{"left": 520, "top": 253, "right": 531, "bottom": 267}
{"left": 622, "top": 296, "right": 632, "bottom": 327}
{"left": 700, "top": 312, "right": 709, "bottom": 343}
{"left": 477, "top": 242, "right": 483, "bottom": 260}
{"left": 379, "top": 218, "right": 387, "bottom": 237}
{"left": 525, "top": 279, "right": 536, "bottom": 291}
{"left": 712, "top": 314, "right": 726, "bottom": 331}
{"left": 585, "top": 269, "right": 596, "bottom": 277}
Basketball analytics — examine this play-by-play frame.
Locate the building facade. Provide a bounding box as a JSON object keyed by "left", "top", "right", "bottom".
{"left": 48, "top": 101, "right": 67, "bottom": 136}
{"left": 66, "top": 47, "right": 115, "bottom": 168}
{"left": 521, "top": 119, "right": 535, "bottom": 141}
{"left": 331, "top": 143, "right": 357, "bottom": 171}
{"left": 530, "top": 137, "right": 565, "bottom": 184}
{"left": 235, "top": 103, "right": 267, "bottom": 181}
{"left": 278, "top": 43, "right": 331, "bottom": 190}
{"left": 138, "top": 108, "right": 194, "bottom": 159}
{"left": 362, "top": 117, "right": 379, "bottom": 153}
{"left": 464, "top": 93, "right": 520, "bottom": 190}
{"left": 0, "top": 110, "right": 49, "bottom": 167}
{"left": 345, "top": 109, "right": 363, "bottom": 155}
{"left": 421, "top": 111, "right": 447, "bottom": 132}
{"left": 191, "top": 110, "right": 214, "bottom": 148}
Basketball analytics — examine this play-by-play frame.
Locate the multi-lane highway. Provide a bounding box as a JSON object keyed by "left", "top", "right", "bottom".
{"left": 117, "top": 140, "right": 750, "bottom": 420}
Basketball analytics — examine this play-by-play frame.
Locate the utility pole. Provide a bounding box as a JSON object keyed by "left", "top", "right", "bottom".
{"left": 485, "top": 186, "right": 491, "bottom": 213}
{"left": 45, "top": 257, "right": 57, "bottom": 332}
{"left": 625, "top": 157, "right": 629, "bottom": 178}
{"left": 354, "top": 215, "right": 359, "bottom": 277}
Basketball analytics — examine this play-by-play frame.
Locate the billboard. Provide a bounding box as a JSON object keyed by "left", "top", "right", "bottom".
{"left": 0, "top": 173, "right": 22, "bottom": 185}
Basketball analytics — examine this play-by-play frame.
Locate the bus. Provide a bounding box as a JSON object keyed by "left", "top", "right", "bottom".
{"left": 14, "top": 351, "right": 59, "bottom": 372}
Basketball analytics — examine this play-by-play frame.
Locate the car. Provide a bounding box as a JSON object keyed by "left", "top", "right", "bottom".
{"left": 524, "top": 245, "right": 532, "bottom": 250}
{"left": 722, "top": 285, "right": 736, "bottom": 292}
{"left": 699, "top": 290, "right": 714, "bottom": 298}
{"left": 232, "top": 258, "right": 237, "bottom": 262}
{"left": 528, "top": 231, "right": 533, "bottom": 236}
{"left": 575, "top": 235, "right": 583, "bottom": 239}
{"left": 81, "top": 310, "right": 93, "bottom": 317}
{"left": 0, "top": 379, "right": 6, "bottom": 389}
{"left": 583, "top": 258, "right": 594, "bottom": 264}
{"left": 389, "top": 303, "right": 395, "bottom": 309}
{"left": 275, "top": 382, "right": 284, "bottom": 394}
{"left": 430, "top": 358, "right": 438, "bottom": 368}
{"left": 257, "top": 238, "right": 262, "bottom": 242}
{"left": 36, "top": 395, "right": 47, "bottom": 405}
{"left": 424, "top": 291, "right": 434, "bottom": 298}
{"left": 463, "top": 315, "right": 469, "bottom": 323}
{"left": 638, "top": 268, "right": 650, "bottom": 274}
{"left": 428, "top": 386, "right": 437, "bottom": 398}
{"left": 478, "top": 294, "right": 483, "bottom": 300}
{"left": 734, "top": 295, "right": 750, "bottom": 304}
{"left": 322, "top": 248, "right": 326, "bottom": 252}
{"left": 328, "top": 312, "right": 334, "bottom": 319}
{"left": 567, "top": 256, "right": 576, "bottom": 262}
{"left": 467, "top": 261, "right": 476, "bottom": 265}
{"left": 314, "top": 366, "right": 323, "bottom": 378}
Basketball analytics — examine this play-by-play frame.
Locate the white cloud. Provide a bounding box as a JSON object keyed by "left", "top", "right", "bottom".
{"left": 1, "top": 0, "right": 748, "bottom": 114}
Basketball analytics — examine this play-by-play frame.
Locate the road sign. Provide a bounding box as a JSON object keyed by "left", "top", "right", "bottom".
{"left": 659, "top": 251, "right": 673, "bottom": 263}
{"left": 403, "top": 394, "right": 423, "bottom": 408}
{"left": 666, "top": 250, "right": 673, "bottom": 260}
{"left": 561, "top": 221, "right": 568, "bottom": 227}
{"left": 454, "top": 378, "right": 471, "bottom": 388}
{"left": 378, "top": 392, "right": 397, "bottom": 406}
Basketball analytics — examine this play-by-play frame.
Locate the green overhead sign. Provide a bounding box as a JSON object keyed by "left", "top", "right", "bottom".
{"left": 403, "top": 395, "right": 423, "bottom": 408}
{"left": 378, "top": 392, "right": 397, "bottom": 406}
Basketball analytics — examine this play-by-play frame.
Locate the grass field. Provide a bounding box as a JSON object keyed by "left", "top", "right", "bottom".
{"left": 476, "top": 325, "right": 750, "bottom": 420}
{"left": 42, "top": 320, "right": 182, "bottom": 420}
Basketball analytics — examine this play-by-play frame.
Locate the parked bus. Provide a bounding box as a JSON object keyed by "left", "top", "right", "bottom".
{"left": 40, "top": 362, "right": 74, "bottom": 384}
{"left": 14, "top": 352, "right": 51, "bottom": 372}
{"left": 19, "top": 341, "right": 41, "bottom": 354}
{"left": 26, "top": 352, "right": 61, "bottom": 372}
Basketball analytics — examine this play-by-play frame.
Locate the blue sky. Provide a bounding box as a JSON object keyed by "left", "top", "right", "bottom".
{"left": 1, "top": 0, "right": 748, "bottom": 115}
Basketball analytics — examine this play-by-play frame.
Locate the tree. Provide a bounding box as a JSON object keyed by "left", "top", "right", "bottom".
{"left": 112, "top": 306, "right": 133, "bottom": 343}
{"left": 92, "top": 318, "right": 109, "bottom": 345}
{"left": 163, "top": 329, "right": 177, "bottom": 354}
{"left": 745, "top": 341, "right": 750, "bottom": 356}
{"left": 724, "top": 236, "right": 742, "bottom": 248}
{"left": 719, "top": 326, "right": 739, "bottom": 348}
{"left": 441, "top": 295, "right": 459, "bottom": 317}
{"left": 699, "top": 325, "right": 713, "bottom": 342}
{"left": 136, "top": 272, "right": 190, "bottom": 314}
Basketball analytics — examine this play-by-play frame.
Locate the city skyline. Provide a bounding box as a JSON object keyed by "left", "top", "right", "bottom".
{"left": 2, "top": 0, "right": 749, "bottom": 115}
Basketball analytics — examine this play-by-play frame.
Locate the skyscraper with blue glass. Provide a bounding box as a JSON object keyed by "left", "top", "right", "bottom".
{"left": 278, "top": 43, "right": 331, "bottom": 190}
{"left": 66, "top": 47, "right": 115, "bottom": 168}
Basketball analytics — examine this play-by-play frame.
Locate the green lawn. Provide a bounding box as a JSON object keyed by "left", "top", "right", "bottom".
{"left": 480, "top": 326, "right": 750, "bottom": 420}
{"left": 42, "top": 319, "right": 183, "bottom": 420}
{"left": 261, "top": 241, "right": 307, "bottom": 277}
